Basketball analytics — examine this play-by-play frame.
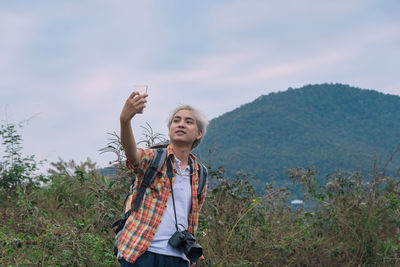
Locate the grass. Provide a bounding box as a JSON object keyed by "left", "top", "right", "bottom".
{"left": 0, "top": 161, "right": 399, "bottom": 266}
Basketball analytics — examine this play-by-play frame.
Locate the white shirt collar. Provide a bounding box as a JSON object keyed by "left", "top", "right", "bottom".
{"left": 174, "top": 157, "right": 190, "bottom": 175}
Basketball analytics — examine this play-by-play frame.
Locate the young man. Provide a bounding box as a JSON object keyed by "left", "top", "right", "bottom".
{"left": 117, "top": 91, "right": 208, "bottom": 267}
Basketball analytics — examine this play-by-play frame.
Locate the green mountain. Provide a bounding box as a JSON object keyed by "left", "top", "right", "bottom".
{"left": 196, "top": 83, "right": 400, "bottom": 184}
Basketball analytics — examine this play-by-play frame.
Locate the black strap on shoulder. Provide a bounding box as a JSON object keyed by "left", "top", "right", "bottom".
{"left": 197, "top": 163, "right": 208, "bottom": 199}
{"left": 111, "top": 209, "right": 132, "bottom": 234}
{"left": 132, "top": 148, "right": 167, "bottom": 212}
{"left": 189, "top": 160, "right": 208, "bottom": 199}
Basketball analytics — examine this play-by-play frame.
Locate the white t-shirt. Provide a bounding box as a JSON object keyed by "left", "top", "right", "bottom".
{"left": 147, "top": 157, "right": 192, "bottom": 262}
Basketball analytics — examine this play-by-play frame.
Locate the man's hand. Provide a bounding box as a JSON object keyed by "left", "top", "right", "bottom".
{"left": 191, "top": 255, "right": 205, "bottom": 267}
{"left": 120, "top": 91, "right": 148, "bottom": 123}
{"left": 119, "top": 91, "right": 148, "bottom": 165}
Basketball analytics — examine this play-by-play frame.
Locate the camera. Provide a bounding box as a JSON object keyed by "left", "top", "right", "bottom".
{"left": 168, "top": 230, "right": 203, "bottom": 262}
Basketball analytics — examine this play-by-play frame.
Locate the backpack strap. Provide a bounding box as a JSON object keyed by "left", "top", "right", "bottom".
{"left": 111, "top": 209, "right": 132, "bottom": 234}
{"left": 197, "top": 162, "right": 208, "bottom": 200}
{"left": 132, "top": 148, "right": 167, "bottom": 212}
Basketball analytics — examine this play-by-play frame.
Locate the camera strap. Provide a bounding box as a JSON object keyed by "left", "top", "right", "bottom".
{"left": 166, "top": 157, "right": 180, "bottom": 232}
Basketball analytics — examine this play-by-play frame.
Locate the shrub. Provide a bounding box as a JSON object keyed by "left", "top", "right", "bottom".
{"left": 0, "top": 121, "right": 48, "bottom": 189}
{"left": 0, "top": 157, "right": 124, "bottom": 266}
{"left": 194, "top": 166, "right": 400, "bottom": 266}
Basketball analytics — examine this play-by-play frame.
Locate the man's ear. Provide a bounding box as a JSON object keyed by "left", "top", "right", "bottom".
{"left": 196, "top": 130, "right": 203, "bottom": 140}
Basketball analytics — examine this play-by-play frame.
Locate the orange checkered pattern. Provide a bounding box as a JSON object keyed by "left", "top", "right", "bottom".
{"left": 117, "top": 145, "right": 207, "bottom": 263}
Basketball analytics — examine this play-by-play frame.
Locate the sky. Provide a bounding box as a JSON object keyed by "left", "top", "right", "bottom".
{"left": 1, "top": 0, "right": 399, "bottom": 172}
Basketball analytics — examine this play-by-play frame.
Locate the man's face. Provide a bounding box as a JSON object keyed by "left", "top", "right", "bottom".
{"left": 168, "top": 109, "right": 202, "bottom": 147}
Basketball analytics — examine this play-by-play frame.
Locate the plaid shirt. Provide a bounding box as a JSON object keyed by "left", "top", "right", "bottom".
{"left": 117, "top": 145, "right": 207, "bottom": 263}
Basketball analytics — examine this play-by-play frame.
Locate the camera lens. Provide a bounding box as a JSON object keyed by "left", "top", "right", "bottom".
{"left": 184, "top": 242, "right": 203, "bottom": 262}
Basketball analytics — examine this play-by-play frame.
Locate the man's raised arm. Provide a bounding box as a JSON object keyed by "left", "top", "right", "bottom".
{"left": 120, "top": 91, "right": 148, "bottom": 165}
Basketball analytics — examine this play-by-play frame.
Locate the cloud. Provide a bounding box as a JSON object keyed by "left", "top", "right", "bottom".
{"left": 207, "top": 0, "right": 363, "bottom": 33}
{"left": 0, "top": 10, "right": 33, "bottom": 54}
{"left": 152, "top": 52, "right": 251, "bottom": 84}
{"left": 150, "top": 45, "right": 348, "bottom": 89}
{"left": 363, "top": 23, "right": 400, "bottom": 45}
{"left": 69, "top": 67, "right": 127, "bottom": 104}
{"left": 233, "top": 51, "right": 346, "bottom": 83}
{"left": 0, "top": 10, "right": 35, "bottom": 86}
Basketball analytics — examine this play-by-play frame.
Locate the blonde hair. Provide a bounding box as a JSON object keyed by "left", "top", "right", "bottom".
{"left": 167, "top": 105, "right": 208, "bottom": 149}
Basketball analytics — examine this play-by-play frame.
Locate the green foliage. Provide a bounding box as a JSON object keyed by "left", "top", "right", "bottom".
{"left": 196, "top": 83, "right": 400, "bottom": 190}
{"left": 0, "top": 158, "right": 123, "bottom": 266}
{"left": 0, "top": 121, "right": 47, "bottom": 189}
{"left": 196, "top": 167, "right": 400, "bottom": 266}
{"left": 99, "top": 132, "right": 128, "bottom": 167}
{"left": 136, "top": 122, "right": 168, "bottom": 148}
